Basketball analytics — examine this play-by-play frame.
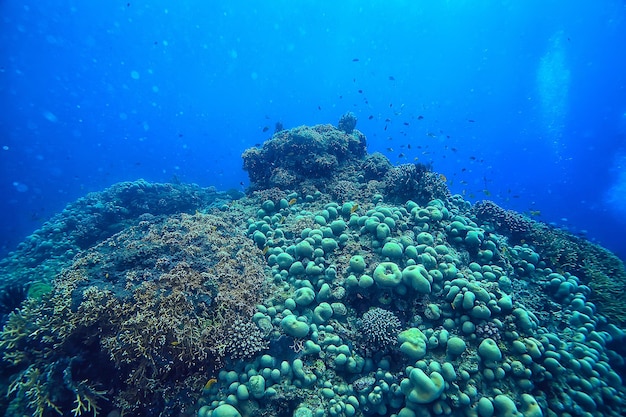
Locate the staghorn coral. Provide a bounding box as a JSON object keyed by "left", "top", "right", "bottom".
{"left": 0, "top": 180, "right": 234, "bottom": 322}
{"left": 0, "top": 211, "right": 272, "bottom": 417}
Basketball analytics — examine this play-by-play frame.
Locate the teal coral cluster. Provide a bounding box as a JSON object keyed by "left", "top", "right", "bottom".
{"left": 1, "top": 121, "right": 625, "bottom": 417}
{"left": 197, "top": 181, "right": 626, "bottom": 417}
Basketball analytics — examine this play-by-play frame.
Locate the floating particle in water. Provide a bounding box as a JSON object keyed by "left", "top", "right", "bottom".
{"left": 13, "top": 181, "right": 28, "bottom": 192}
{"left": 42, "top": 111, "right": 58, "bottom": 123}
{"left": 130, "top": 70, "right": 140, "bottom": 80}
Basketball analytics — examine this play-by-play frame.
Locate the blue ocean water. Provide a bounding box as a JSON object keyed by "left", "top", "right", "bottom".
{"left": 1, "top": 1, "right": 625, "bottom": 259}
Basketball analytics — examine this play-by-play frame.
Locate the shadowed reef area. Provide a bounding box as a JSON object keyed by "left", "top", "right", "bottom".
{"left": 1, "top": 116, "right": 625, "bottom": 417}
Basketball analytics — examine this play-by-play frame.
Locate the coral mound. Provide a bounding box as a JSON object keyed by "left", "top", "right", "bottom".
{"left": 2, "top": 122, "right": 626, "bottom": 417}
{"left": 1, "top": 209, "right": 269, "bottom": 416}
{"left": 243, "top": 123, "right": 367, "bottom": 190}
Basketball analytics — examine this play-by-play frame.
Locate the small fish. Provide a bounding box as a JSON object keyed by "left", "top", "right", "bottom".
{"left": 451, "top": 147, "right": 457, "bottom": 152}
{"left": 440, "top": 174, "right": 447, "bottom": 182}
{"left": 407, "top": 144, "right": 411, "bottom": 149}
{"left": 388, "top": 76, "right": 395, "bottom": 80}
{"left": 398, "top": 153, "right": 405, "bottom": 158}
{"left": 262, "top": 246, "right": 269, "bottom": 255}
{"left": 350, "top": 204, "right": 359, "bottom": 214}
{"left": 468, "top": 119, "right": 475, "bottom": 123}
{"left": 368, "top": 115, "right": 374, "bottom": 120}
{"left": 386, "top": 147, "right": 394, "bottom": 152}
{"left": 318, "top": 105, "right": 321, "bottom": 110}
{"left": 384, "top": 125, "right": 388, "bottom": 131}
{"left": 262, "top": 126, "right": 269, "bottom": 132}
{"left": 417, "top": 115, "right": 424, "bottom": 120}
{"left": 254, "top": 143, "right": 261, "bottom": 147}
{"left": 470, "top": 156, "right": 477, "bottom": 160}
{"left": 204, "top": 378, "right": 218, "bottom": 391}
{"left": 385, "top": 118, "right": 391, "bottom": 122}
{"left": 171, "top": 341, "right": 180, "bottom": 346}
{"left": 529, "top": 210, "right": 541, "bottom": 217}
{"left": 403, "top": 122, "right": 409, "bottom": 126}
{"left": 483, "top": 189, "right": 491, "bottom": 196}
{"left": 352, "top": 58, "right": 359, "bottom": 62}
{"left": 288, "top": 198, "right": 297, "bottom": 205}
{"left": 358, "top": 89, "right": 363, "bottom": 93}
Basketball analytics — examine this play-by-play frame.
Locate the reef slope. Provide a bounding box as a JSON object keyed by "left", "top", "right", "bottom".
{"left": 1, "top": 119, "right": 625, "bottom": 417}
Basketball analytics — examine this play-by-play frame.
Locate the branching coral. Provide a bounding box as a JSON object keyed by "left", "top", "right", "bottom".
{"left": 1, "top": 211, "right": 272, "bottom": 417}
{"left": 383, "top": 163, "right": 450, "bottom": 204}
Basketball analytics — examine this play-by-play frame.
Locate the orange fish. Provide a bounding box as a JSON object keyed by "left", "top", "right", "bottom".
{"left": 204, "top": 378, "right": 218, "bottom": 390}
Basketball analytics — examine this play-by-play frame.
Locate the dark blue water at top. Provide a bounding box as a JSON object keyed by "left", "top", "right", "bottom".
{"left": 1, "top": 1, "right": 625, "bottom": 259}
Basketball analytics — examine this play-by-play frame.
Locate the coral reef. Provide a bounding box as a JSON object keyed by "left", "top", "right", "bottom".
{"left": 242, "top": 123, "right": 367, "bottom": 192}
{"left": 0, "top": 180, "right": 234, "bottom": 326}
{"left": 1, "top": 211, "right": 270, "bottom": 416}
{"left": 473, "top": 199, "right": 626, "bottom": 325}
{"left": 383, "top": 163, "right": 451, "bottom": 205}
{"left": 2, "top": 123, "right": 626, "bottom": 417}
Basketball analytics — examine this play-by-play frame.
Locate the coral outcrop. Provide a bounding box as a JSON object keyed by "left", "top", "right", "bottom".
{"left": 2, "top": 120, "right": 625, "bottom": 417}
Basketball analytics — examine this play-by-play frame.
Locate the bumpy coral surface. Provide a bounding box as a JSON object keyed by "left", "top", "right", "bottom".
{"left": 1, "top": 122, "right": 625, "bottom": 417}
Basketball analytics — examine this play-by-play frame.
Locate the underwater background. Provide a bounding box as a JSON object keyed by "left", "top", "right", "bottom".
{"left": 2, "top": 2, "right": 626, "bottom": 417}
{"left": 1, "top": 1, "right": 626, "bottom": 260}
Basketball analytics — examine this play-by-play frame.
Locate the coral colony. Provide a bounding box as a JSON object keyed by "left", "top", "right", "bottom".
{"left": 1, "top": 114, "right": 625, "bottom": 417}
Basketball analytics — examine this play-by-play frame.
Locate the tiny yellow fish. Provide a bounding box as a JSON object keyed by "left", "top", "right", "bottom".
{"left": 440, "top": 174, "right": 447, "bottom": 182}
{"left": 529, "top": 210, "right": 541, "bottom": 217}
{"left": 203, "top": 378, "right": 218, "bottom": 391}
{"left": 288, "top": 198, "right": 297, "bottom": 205}
{"left": 350, "top": 204, "right": 359, "bottom": 214}
{"left": 171, "top": 341, "right": 180, "bottom": 346}
{"left": 262, "top": 246, "right": 269, "bottom": 255}
{"left": 482, "top": 189, "right": 491, "bottom": 197}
